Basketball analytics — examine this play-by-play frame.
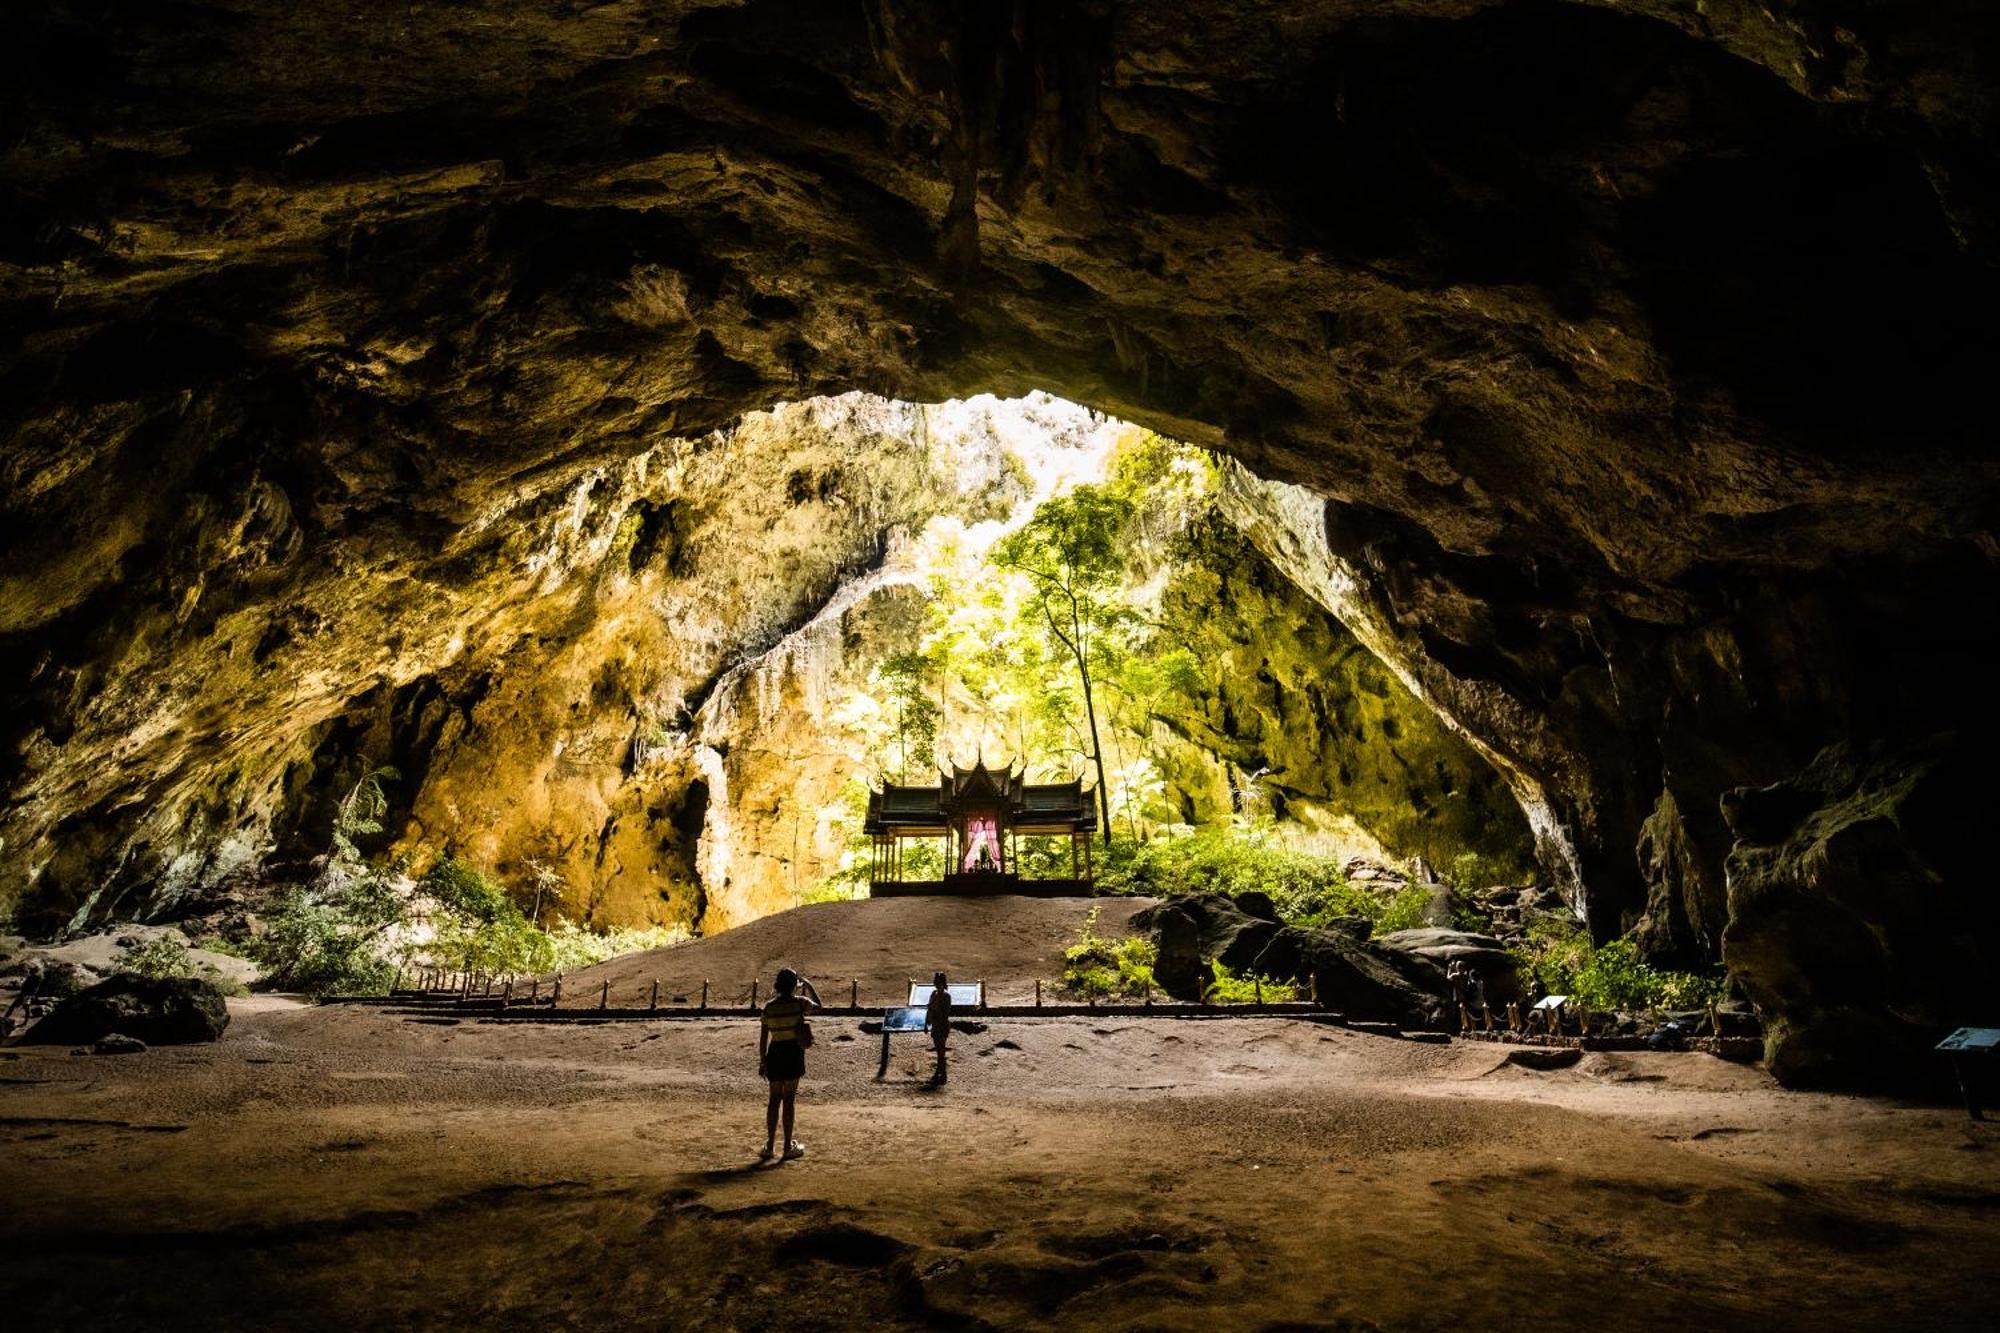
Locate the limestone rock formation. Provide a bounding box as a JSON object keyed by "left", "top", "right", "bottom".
{"left": 4, "top": 0, "right": 1996, "bottom": 1082}
{"left": 1139, "top": 517, "right": 1533, "bottom": 873}
{"left": 1722, "top": 738, "right": 1982, "bottom": 1089}
{"left": 25, "top": 974, "right": 231, "bottom": 1047}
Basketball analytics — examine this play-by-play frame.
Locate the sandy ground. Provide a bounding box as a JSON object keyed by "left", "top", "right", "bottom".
{"left": 552, "top": 895, "right": 1158, "bottom": 1008}
{"left": 3, "top": 1000, "right": 1996, "bottom": 1331}
{"left": 5, "top": 896, "right": 1998, "bottom": 1330}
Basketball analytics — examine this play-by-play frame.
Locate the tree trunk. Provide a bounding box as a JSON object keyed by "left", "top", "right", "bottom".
{"left": 1078, "top": 658, "right": 1113, "bottom": 845}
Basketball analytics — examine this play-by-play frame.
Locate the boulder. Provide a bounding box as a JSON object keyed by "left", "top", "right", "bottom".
{"left": 1146, "top": 905, "right": 1207, "bottom": 1000}
{"left": 1374, "top": 928, "right": 1521, "bottom": 1002}
{"left": 1323, "top": 915, "right": 1374, "bottom": 941}
{"left": 1342, "top": 857, "right": 1407, "bottom": 886}
{"left": 24, "top": 974, "right": 230, "bottom": 1047}
{"left": 22, "top": 959, "right": 97, "bottom": 1000}
{"left": 1232, "top": 891, "right": 1279, "bottom": 923}
{"left": 1504, "top": 1048, "right": 1582, "bottom": 1071}
{"left": 1257, "top": 926, "right": 1449, "bottom": 1029}
{"left": 1133, "top": 895, "right": 1283, "bottom": 999}
{"left": 1135, "top": 893, "right": 1452, "bottom": 1025}
{"left": 89, "top": 1033, "right": 148, "bottom": 1055}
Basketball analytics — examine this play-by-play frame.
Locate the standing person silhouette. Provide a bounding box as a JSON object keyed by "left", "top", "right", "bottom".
{"left": 925, "top": 970, "right": 952, "bottom": 1087}
{"left": 758, "top": 967, "right": 821, "bottom": 1160}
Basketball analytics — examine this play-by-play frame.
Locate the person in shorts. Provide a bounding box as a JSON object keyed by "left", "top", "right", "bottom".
{"left": 758, "top": 967, "right": 821, "bottom": 1160}
{"left": 925, "top": 970, "right": 952, "bottom": 1086}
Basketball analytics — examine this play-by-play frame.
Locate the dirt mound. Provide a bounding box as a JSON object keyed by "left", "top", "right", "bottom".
{"left": 555, "top": 895, "right": 1157, "bottom": 1009}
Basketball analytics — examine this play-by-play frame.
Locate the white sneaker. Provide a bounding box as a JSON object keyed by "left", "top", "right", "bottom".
{"left": 782, "top": 1140, "right": 806, "bottom": 1160}
{"left": 757, "top": 1144, "right": 775, "bottom": 1162}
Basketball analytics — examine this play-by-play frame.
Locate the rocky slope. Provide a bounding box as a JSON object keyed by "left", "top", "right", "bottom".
{"left": 5, "top": 0, "right": 1996, "bottom": 1082}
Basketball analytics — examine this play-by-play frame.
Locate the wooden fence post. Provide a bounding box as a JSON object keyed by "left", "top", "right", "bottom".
{"left": 599, "top": 979, "right": 609, "bottom": 1011}
{"left": 1034, "top": 978, "right": 1042, "bottom": 1009}
{"left": 700, "top": 979, "right": 708, "bottom": 1012}
{"left": 649, "top": 979, "right": 659, "bottom": 1011}
{"left": 529, "top": 977, "right": 539, "bottom": 1003}
{"left": 751, "top": 978, "right": 759, "bottom": 1011}
{"left": 553, "top": 973, "right": 563, "bottom": 1005}
{"left": 850, "top": 978, "right": 858, "bottom": 1010}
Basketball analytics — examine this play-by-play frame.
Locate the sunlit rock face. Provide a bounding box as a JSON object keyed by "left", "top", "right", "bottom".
{"left": 4, "top": 0, "right": 1996, "bottom": 1079}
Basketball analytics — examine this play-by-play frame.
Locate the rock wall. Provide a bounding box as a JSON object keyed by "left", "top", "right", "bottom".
{"left": 5, "top": 0, "right": 1996, "bottom": 1081}
{"left": 1139, "top": 515, "right": 1533, "bottom": 876}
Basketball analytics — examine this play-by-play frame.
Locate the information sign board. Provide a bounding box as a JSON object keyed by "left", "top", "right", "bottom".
{"left": 882, "top": 1006, "right": 929, "bottom": 1033}
{"left": 1936, "top": 1027, "right": 2000, "bottom": 1053}
{"left": 908, "top": 982, "right": 984, "bottom": 1007}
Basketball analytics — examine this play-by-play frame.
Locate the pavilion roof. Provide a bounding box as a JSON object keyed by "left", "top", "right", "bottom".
{"left": 862, "top": 761, "right": 1095, "bottom": 833}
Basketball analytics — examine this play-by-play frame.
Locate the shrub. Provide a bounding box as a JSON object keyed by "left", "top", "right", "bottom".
{"left": 543, "top": 921, "right": 687, "bottom": 972}
{"left": 1511, "top": 920, "right": 1724, "bottom": 1013}
{"left": 1447, "top": 850, "right": 1523, "bottom": 891}
{"left": 798, "top": 880, "right": 864, "bottom": 906}
{"left": 119, "top": 934, "right": 195, "bottom": 980}
{"left": 421, "top": 855, "right": 554, "bottom": 977}
{"left": 1100, "top": 825, "right": 1436, "bottom": 935}
{"left": 1062, "top": 907, "right": 1158, "bottom": 997}
{"left": 195, "top": 935, "right": 251, "bottom": 960}
{"left": 1203, "top": 959, "right": 1301, "bottom": 1005}
{"left": 254, "top": 881, "right": 402, "bottom": 998}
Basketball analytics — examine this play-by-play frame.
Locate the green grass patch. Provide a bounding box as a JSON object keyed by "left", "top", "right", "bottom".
{"left": 1203, "top": 959, "right": 1301, "bottom": 1005}
{"left": 1061, "top": 906, "right": 1158, "bottom": 998}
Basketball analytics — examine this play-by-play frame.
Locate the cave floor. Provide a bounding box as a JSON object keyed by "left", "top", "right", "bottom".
{"left": 2, "top": 1003, "right": 1996, "bottom": 1331}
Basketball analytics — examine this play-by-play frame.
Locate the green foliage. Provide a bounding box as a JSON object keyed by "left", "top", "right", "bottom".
{"left": 994, "top": 484, "right": 1140, "bottom": 832}
{"left": 874, "top": 651, "right": 941, "bottom": 783}
{"left": 1098, "top": 825, "right": 1430, "bottom": 934}
{"left": 1369, "top": 884, "right": 1437, "bottom": 935}
{"left": 1203, "top": 959, "right": 1301, "bottom": 1005}
{"left": 331, "top": 766, "right": 399, "bottom": 862}
{"left": 1062, "top": 906, "right": 1158, "bottom": 997}
{"left": 255, "top": 879, "right": 404, "bottom": 998}
{"left": 119, "top": 934, "right": 194, "bottom": 980}
{"left": 195, "top": 935, "right": 251, "bottom": 959}
{"left": 421, "top": 855, "right": 555, "bottom": 977}
{"left": 798, "top": 880, "right": 865, "bottom": 906}
{"left": 1511, "top": 919, "right": 1724, "bottom": 1013}
{"left": 1448, "top": 851, "right": 1522, "bottom": 892}
{"left": 543, "top": 921, "right": 687, "bottom": 972}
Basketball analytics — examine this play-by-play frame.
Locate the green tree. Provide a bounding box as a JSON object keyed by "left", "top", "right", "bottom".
{"left": 875, "top": 650, "right": 941, "bottom": 782}
{"left": 993, "top": 486, "right": 1136, "bottom": 843}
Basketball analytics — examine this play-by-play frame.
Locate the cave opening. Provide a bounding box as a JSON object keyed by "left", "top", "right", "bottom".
{"left": 661, "top": 391, "right": 1539, "bottom": 931}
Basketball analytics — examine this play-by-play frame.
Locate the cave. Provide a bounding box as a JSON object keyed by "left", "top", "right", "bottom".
{"left": 3, "top": 1, "right": 1997, "bottom": 1327}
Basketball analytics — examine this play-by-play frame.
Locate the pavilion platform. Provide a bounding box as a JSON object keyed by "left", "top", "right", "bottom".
{"left": 869, "top": 875, "right": 1095, "bottom": 898}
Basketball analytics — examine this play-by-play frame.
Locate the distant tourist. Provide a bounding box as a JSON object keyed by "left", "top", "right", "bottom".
{"left": 1447, "top": 960, "right": 1472, "bottom": 1031}
{"left": 1466, "top": 966, "right": 1489, "bottom": 1030}
{"left": 758, "top": 967, "right": 821, "bottom": 1161}
{"left": 925, "top": 970, "right": 952, "bottom": 1086}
